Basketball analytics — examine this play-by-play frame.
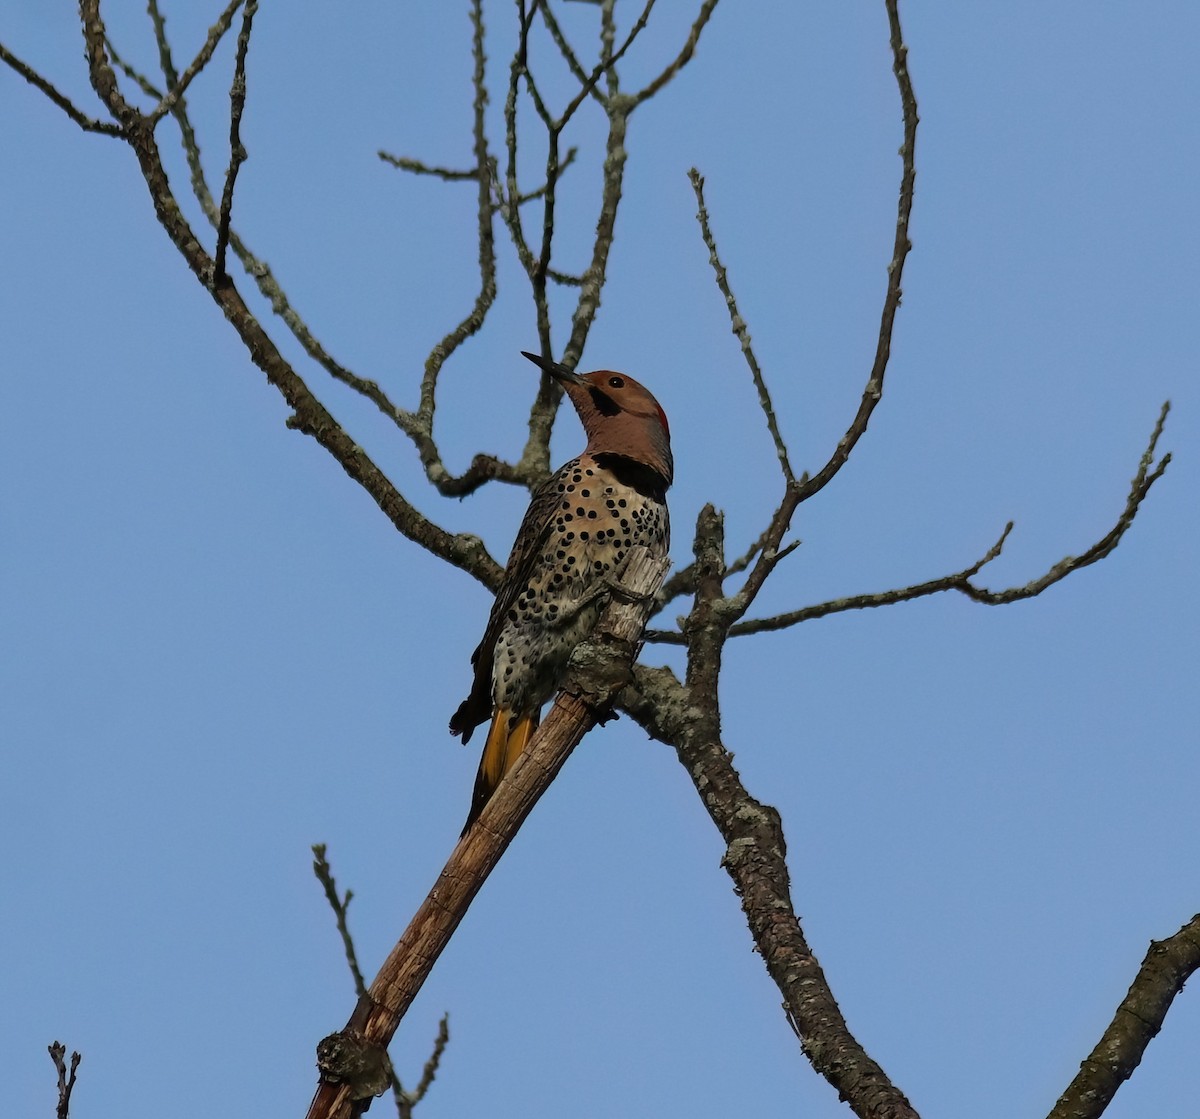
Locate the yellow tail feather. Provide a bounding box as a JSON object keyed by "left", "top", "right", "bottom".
{"left": 462, "top": 708, "right": 539, "bottom": 834}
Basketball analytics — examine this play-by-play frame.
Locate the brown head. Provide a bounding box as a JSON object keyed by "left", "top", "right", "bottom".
{"left": 521, "top": 351, "right": 673, "bottom": 487}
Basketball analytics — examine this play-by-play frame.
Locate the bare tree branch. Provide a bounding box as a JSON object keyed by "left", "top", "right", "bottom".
{"left": 622, "top": 508, "right": 922, "bottom": 1119}
{"left": 314, "top": 846, "right": 451, "bottom": 1118}
{"left": 631, "top": 0, "right": 721, "bottom": 106}
{"left": 959, "top": 402, "right": 1171, "bottom": 605}
{"left": 75, "top": 0, "right": 504, "bottom": 593}
{"left": 537, "top": 1, "right": 604, "bottom": 105}
{"left": 393, "top": 1015, "right": 450, "bottom": 1119}
{"left": 689, "top": 167, "right": 795, "bottom": 484}
{"left": 104, "top": 34, "right": 164, "bottom": 101}
{"left": 214, "top": 0, "right": 258, "bottom": 284}
{"left": 48, "top": 1042, "right": 82, "bottom": 1119}
{"left": 312, "top": 844, "right": 368, "bottom": 999}
{"left": 146, "top": 0, "right": 245, "bottom": 126}
{"left": 0, "top": 42, "right": 123, "bottom": 135}
{"left": 646, "top": 524, "right": 1012, "bottom": 644}
{"left": 647, "top": 397, "right": 1169, "bottom": 645}
{"left": 704, "top": 0, "right": 918, "bottom": 633}
{"left": 1048, "top": 913, "right": 1200, "bottom": 1119}
{"left": 305, "top": 549, "right": 669, "bottom": 1119}
{"left": 556, "top": 0, "right": 656, "bottom": 129}
{"left": 377, "top": 153, "right": 478, "bottom": 180}
{"left": 414, "top": 0, "right": 502, "bottom": 487}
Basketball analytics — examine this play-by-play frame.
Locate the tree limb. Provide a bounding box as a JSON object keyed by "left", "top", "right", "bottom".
{"left": 145, "top": 0, "right": 245, "bottom": 125}
{"left": 621, "top": 508, "right": 922, "bottom": 1119}
{"left": 75, "top": 0, "right": 503, "bottom": 591}
{"left": 304, "top": 549, "right": 669, "bottom": 1119}
{"left": 213, "top": 0, "right": 257, "bottom": 283}
{"left": 0, "top": 42, "right": 123, "bottom": 135}
{"left": 1048, "top": 913, "right": 1200, "bottom": 1119}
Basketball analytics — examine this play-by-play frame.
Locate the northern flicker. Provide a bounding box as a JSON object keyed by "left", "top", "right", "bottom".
{"left": 450, "top": 351, "right": 673, "bottom": 832}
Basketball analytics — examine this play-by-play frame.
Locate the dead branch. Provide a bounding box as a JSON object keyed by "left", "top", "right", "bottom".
{"left": 304, "top": 548, "right": 669, "bottom": 1119}
{"left": 48, "top": 1042, "right": 82, "bottom": 1119}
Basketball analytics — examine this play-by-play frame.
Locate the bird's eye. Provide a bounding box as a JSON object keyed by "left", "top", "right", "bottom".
{"left": 607, "top": 376, "right": 625, "bottom": 389}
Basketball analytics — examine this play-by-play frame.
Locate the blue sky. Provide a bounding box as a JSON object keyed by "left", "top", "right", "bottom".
{"left": 2, "top": 3, "right": 1196, "bottom": 1117}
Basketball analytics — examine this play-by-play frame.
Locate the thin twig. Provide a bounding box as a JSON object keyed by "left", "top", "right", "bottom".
{"left": 958, "top": 403, "right": 1171, "bottom": 605}
{"left": 415, "top": 0, "right": 501, "bottom": 486}
{"left": 312, "top": 844, "right": 368, "bottom": 998}
{"left": 0, "top": 42, "right": 123, "bottom": 135}
{"left": 104, "top": 35, "right": 164, "bottom": 101}
{"left": 689, "top": 167, "right": 794, "bottom": 484}
{"left": 147, "top": 0, "right": 246, "bottom": 125}
{"left": 378, "top": 153, "right": 478, "bottom": 179}
{"left": 632, "top": 0, "right": 720, "bottom": 106}
{"left": 515, "top": 146, "right": 579, "bottom": 203}
{"left": 790, "top": 0, "right": 917, "bottom": 508}
{"left": 214, "top": 0, "right": 257, "bottom": 284}
{"left": 556, "top": 0, "right": 656, "bottom": 129}
{"left": 538, "top": 2, "right": 604, "bottom": 106}
{"left": 394, "top": 1015, "right": 451, "bottom": 1119}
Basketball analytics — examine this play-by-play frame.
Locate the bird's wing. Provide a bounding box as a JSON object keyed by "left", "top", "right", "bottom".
{"left": 449, "top": 465, "right": 569, "bottom": 740}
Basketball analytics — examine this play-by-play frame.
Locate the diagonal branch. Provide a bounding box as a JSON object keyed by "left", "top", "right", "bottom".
{"left": 631, "top": 0, "right": 720, "bottom": 107}
{"left": 312, "top": 844, "right": 368, "bottom": 999}
{"left": 304, "top": 549, "right": 669, "bottom": 1119}
{"left": 144, "top": 0, "right": 512, "bottom": 499}
{"left": 77, "top": 0, "right": 503, "bottom": 593}
{"left": 1048, "top": 913, "right": 1200, "bottom": 1119}
{"left": 621, "top": 508, "right": 922, "bottom": 1119}
{"left": 689, "top": 167, "right": 795, "bottom": 484}
{"left": 0, "top": 42, "right": 123, "bottom": 135}
{"left": 146, "top": 0, "right": 246, "bottom": 125}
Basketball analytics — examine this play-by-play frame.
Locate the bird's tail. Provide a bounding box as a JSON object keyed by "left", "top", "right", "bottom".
{"left": 462, "top": 707, "right": 538, "bottom": 834}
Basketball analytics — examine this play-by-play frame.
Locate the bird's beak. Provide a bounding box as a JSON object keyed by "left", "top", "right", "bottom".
{"left": 521, "top": 350, "right": 585, "bottom": 385}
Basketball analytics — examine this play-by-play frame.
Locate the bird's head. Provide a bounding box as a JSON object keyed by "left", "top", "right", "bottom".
{"left": 521, "top": 351, "right": 673, "bottom": 486}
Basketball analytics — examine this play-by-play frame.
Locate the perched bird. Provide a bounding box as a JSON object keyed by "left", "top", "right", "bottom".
{"left": 450, "top": 351, "right": 673, "bottom": 832}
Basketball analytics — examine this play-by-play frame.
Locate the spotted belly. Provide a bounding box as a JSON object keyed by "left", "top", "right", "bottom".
{"left": 491, "top": 459, "right": 667, "bottom": 717}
